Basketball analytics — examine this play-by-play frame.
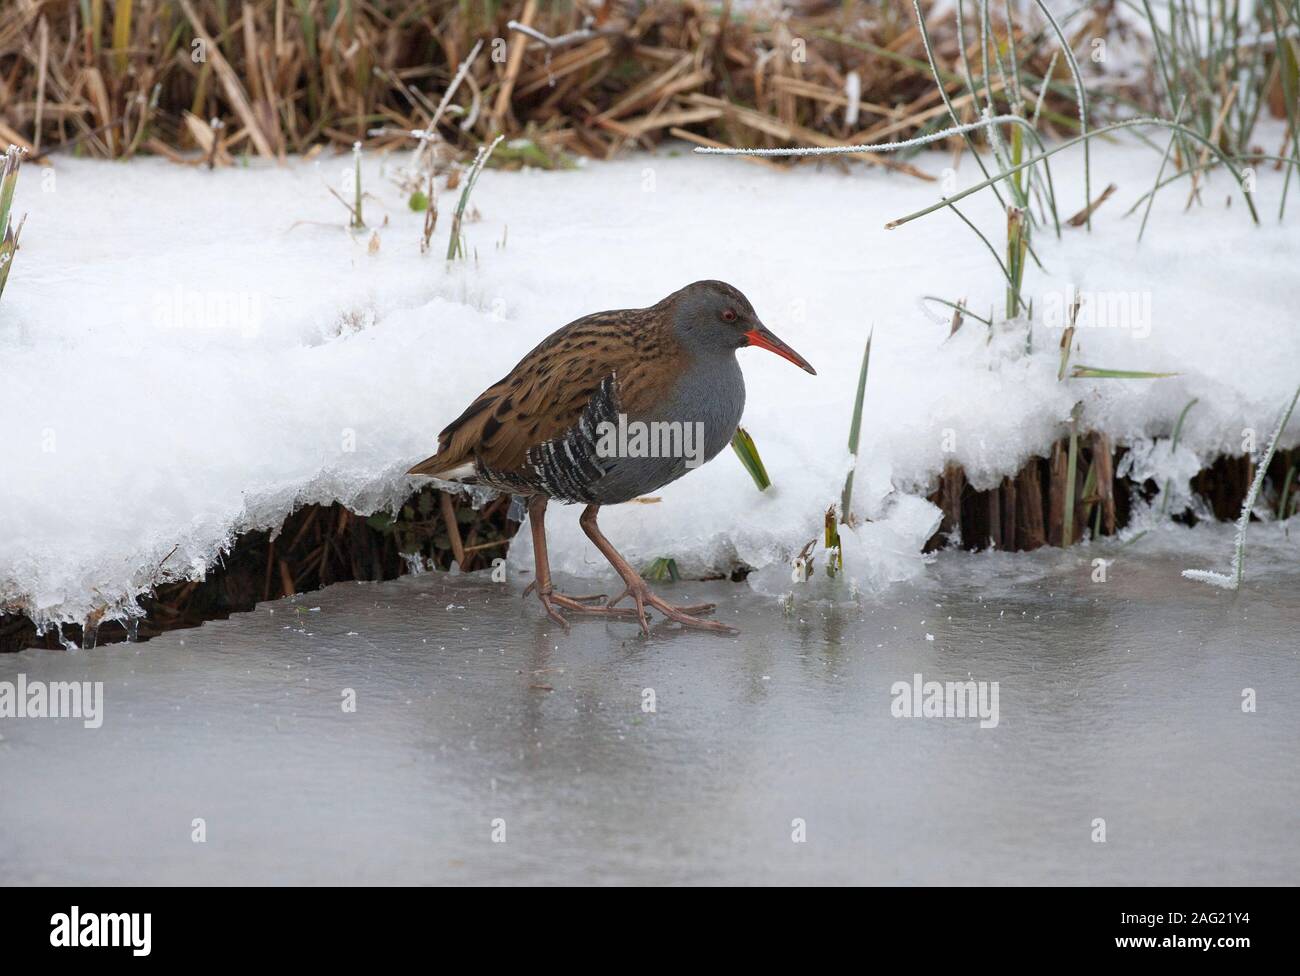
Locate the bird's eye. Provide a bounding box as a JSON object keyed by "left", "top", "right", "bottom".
{"left": 722, "top": 308, "right": 737, "bottom": 322}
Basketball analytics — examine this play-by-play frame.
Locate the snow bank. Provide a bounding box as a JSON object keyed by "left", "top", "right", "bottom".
{"left": 3, "top": 134, "right": 1298, "bottom": 630}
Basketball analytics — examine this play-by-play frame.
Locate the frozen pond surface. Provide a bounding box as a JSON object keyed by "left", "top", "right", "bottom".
{"left": 2, "top": 533, "right": 1297, "bottom": 885}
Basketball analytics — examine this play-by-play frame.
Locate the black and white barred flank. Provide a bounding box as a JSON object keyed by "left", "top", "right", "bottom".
{"left": 476, "top": 373, "right": 619, "bottom": 504}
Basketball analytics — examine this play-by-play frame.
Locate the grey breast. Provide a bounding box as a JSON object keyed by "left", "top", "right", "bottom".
{"left": 585, "top": 351, "right": 745, "bottom": 505}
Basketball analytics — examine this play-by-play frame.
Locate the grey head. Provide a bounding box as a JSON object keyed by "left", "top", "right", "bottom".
{"left": 663, "top": 280, "right": 817, "bottom": 375}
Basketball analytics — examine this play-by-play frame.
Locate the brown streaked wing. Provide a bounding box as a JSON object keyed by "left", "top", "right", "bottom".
{"left": 433, "top": 307, "right": 680, "bottom": 476}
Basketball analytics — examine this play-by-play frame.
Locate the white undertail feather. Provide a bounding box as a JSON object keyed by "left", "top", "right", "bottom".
{"left": 409, "top": 459, "right": 476, "bottom": 482}
{"left": 437, "top": 461, "right": 477, "bottom": 481}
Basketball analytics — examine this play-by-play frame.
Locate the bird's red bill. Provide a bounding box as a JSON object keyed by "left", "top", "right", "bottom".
{"left": 745, "top": 327, "right": 817, "bottom": 375}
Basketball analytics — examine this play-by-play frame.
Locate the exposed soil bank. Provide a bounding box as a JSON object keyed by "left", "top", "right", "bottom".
{"left": 2, "top": 443, "right": 1294, "bottom": 653}
{"left": 925, "top": 440, "right": 1295, "bottom": 552}
{"left": 1, "top": 488, "right": 514, "bottom": 653}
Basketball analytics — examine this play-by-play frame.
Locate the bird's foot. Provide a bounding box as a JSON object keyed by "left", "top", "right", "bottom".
{"left": 607, "top": 581, "right": 737, "bottom": 636}
{"left": 527, "top": 583, "right": 638, "bottom": 629}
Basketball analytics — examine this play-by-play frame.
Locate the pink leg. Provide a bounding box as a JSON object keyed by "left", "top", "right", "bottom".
{"left": 579, "top": 504, "right": 737, "bottom": 636}
{"left": 526, "top": 496, "right": 636, "bottom": 627}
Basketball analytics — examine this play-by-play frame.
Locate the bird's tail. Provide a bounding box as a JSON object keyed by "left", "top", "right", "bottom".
{"left": 407, "top": 454, "right": 476, "bottom": 481}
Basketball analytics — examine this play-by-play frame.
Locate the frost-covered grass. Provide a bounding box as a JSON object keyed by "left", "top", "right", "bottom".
{"left": 2, "top": 132, "right": 1298, "bottom": 633}
{"left": 447, "top": 136, "right": 503, "bottom": 261}
{"left": 0, "top": 145, "right": 26, "bottom": 305}
{"left": 1183, "top": 385, "right": 1300, "bottom": 589}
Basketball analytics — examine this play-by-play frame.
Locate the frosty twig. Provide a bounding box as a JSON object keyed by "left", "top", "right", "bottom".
{"left": 1183, "top": 384, "right": 1300, "bottom": 590}
{"left": 691, "top": 115, "right": 1024, "bottom": 156}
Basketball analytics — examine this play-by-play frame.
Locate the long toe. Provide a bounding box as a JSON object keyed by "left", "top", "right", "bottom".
{"left": 554, "top": 591, "right": 608, "bottom": 604}
{"left": 666, "top": 602, "right": 716, "bottom": 615}
{"left": 648, "top": 597, "right": 738, "bottom": 634}
{"left": 550, "top": 592, "right": 638, "bottom": 618}
{"left": 627, "top": 583, "right": 736, "bottom": 634}
{"left": 525, "top": 580, "right": 604, "bottom": 600}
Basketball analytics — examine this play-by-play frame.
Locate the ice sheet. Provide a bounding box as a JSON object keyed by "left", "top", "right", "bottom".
{"left": 2, "top": 531, "right": 1296, "bottom": 884}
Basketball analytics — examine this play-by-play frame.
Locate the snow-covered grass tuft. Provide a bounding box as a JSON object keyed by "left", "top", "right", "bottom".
{"left": 1183, "top": 384, "right": 1300, "bottom": 590}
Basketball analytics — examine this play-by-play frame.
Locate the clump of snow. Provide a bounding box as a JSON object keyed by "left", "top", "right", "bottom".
{"left": 1116, "top": 436, "right": 1204, "bottom": 516}
{"left": 2, "top": 133, "right": 1298, "bottom": 631}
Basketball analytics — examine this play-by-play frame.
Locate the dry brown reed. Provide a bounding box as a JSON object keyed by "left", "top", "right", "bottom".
{"left": 0, "top": 0, "right": 1116, "bottom": 167}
